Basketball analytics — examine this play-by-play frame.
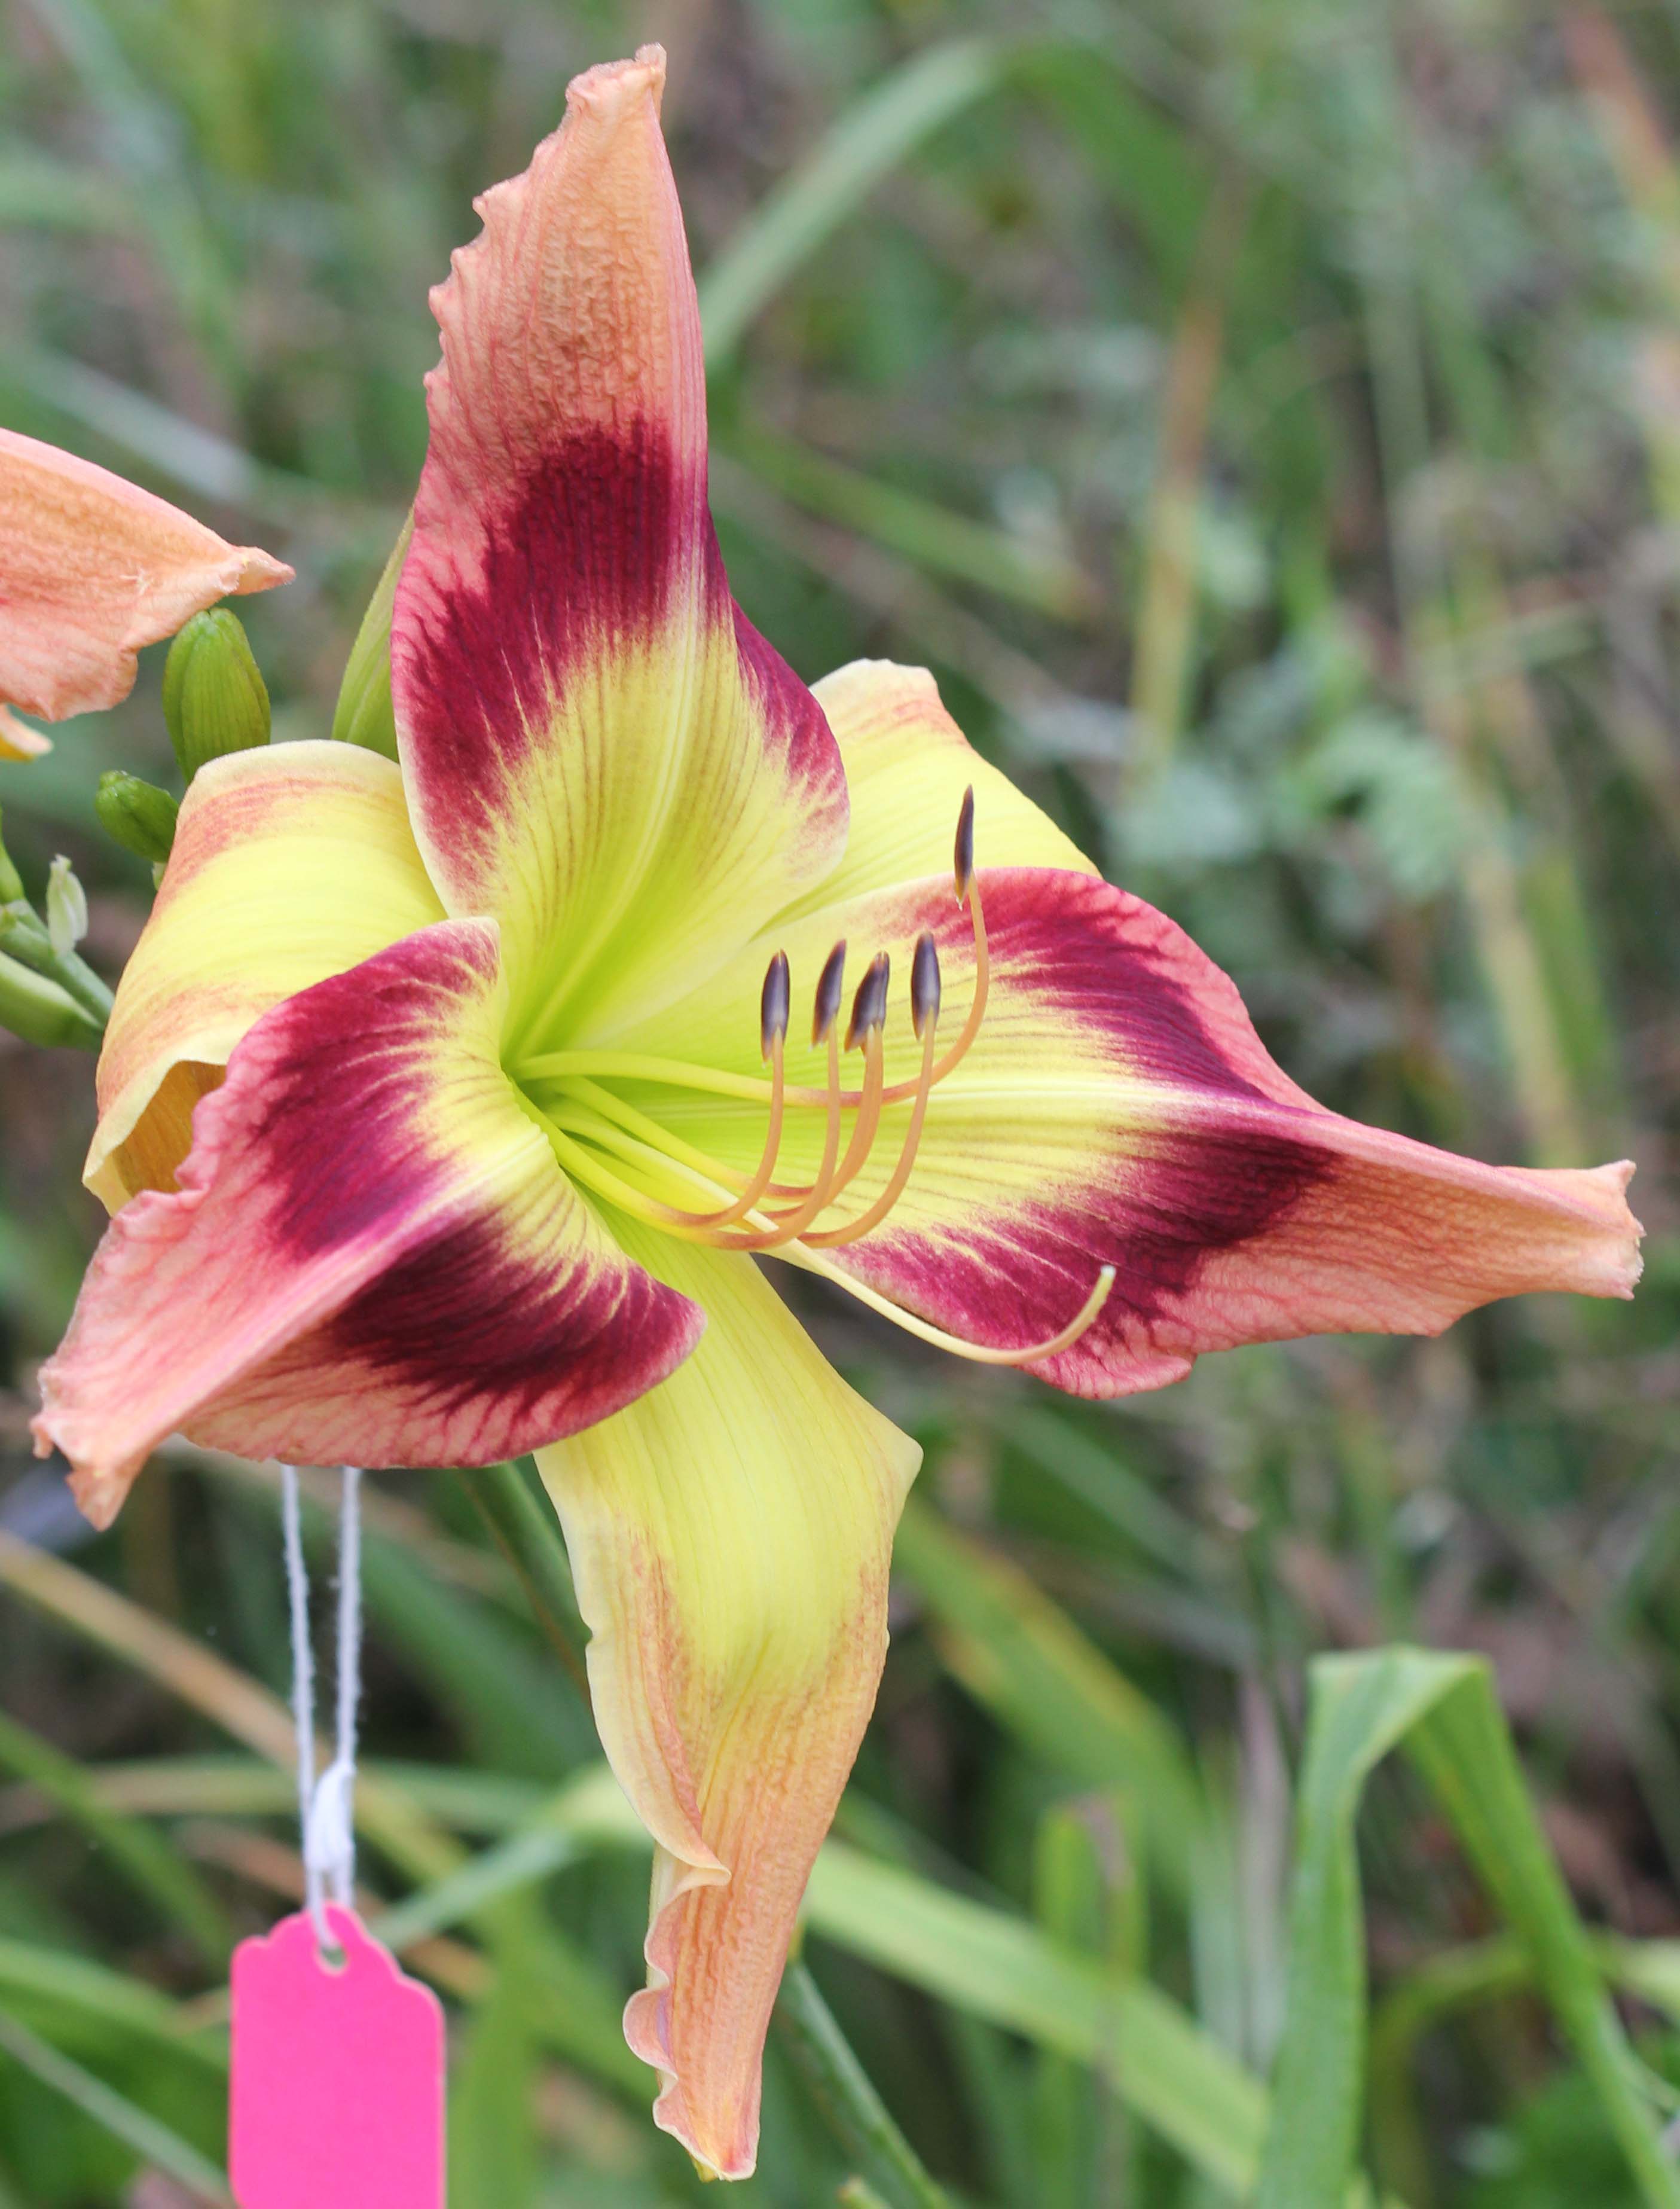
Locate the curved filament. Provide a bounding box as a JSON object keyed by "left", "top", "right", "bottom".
{"left": 795, "top": 1252, "right": 1119, "bottom": 1366}
{"left": 738, "top": 1030, "right": 845, "bottom": 1250}
{"left": 878, "top": 875, "right": 988, "bottom": 1106}
{"left": 805, "top": 1016, "right": 937, "bottom": 1248}
{"left": 684, "top": 1033, "right": 785, "bottom": 1227}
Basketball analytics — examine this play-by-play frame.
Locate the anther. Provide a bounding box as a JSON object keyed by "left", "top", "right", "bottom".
{"left": 954, "top": 786, "right": 975, "bottom": 902}
{"left": 911, "top": 932, "right": 941, "bottom": 1040}
{"left": 845, "top": 952, "right": 890, "bottom": 1052}
{"left": 812, "top": 942, "right": 847, "bottom": 1046}
{"left": 760, "top": 950, "right": 790, "bottom": 1061}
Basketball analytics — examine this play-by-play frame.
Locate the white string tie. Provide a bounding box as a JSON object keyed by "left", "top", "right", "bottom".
{"left": 279, "top": 1463, "right": 364, "bottom": 1957}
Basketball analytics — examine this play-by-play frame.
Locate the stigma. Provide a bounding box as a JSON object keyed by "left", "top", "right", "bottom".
{"left": 517, "top": 792, "right": 1113, "bottom": 1366}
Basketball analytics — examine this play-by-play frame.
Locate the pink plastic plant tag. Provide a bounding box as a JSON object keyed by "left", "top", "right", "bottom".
{"left": 230, "top": 1906, "right": 444, "bottom": 2209}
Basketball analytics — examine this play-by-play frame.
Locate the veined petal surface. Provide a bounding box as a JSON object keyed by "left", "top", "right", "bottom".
{"left": 0, "top": 428, "right": 291, "bottom": 722}
{"left": 394, "top": 46, "right": 845, "bottom": 1049}
{"left": 87, "top": 743, "right": 445, "bottom": 1209}
{"left": 782, "top": 658, "right": 1095, "bottom": 916}
{"left": 536, "top": 1226, "right": 919, "bottom": 2180}
{"left": 36, "top": 922, "right": 701, "bottom": 1528}
{"left": 631, "top": 867, "right": 1641, "bottom": 1393}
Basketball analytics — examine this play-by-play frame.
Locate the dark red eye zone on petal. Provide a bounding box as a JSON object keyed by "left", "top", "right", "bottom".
{"left": 820, "top": 868, "right": 1638, "bottom": 1398}
{"left": 397, "top": 421, "right": 691, "bottom": 846}
{"left": 315, "top": 1199, "right": 681, "bottom": 1442}
{"left": 33, "top": 919, "right": 702, "bottom": 1523}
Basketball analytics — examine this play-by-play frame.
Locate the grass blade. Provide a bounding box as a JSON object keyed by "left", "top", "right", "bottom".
{"left": 1256, "top": 1647, "right": 1680, "bottom": 2209}
{"left": 0, "top": 2007, "right": 231, "bottom": 2205}
{"left": 700, "top": 40, "right": 1006, "bottom": 368}
{"left": 0, "top": 1707, "right": 232, "bottom": 1966}
{"left": 891, "top": 1500, "right": 1202, "bottom": 1895}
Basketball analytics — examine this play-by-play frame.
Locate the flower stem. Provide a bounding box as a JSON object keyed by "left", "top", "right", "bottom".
{"left": 774, "top": 1960, "right": 951, "bottom": 2209}
{"left": 0, "top": 902, "right": 113, "bottom": 1026}
{"left": 0, "top": 948, "right": 105, "bottom": 1050}
{"left": 460, "top": 1460, "right": 592, "bottom": 1709}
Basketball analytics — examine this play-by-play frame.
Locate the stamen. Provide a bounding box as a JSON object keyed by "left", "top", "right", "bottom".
{"left": 911, "top": 929, "right": 941, "bottom": 1039}
{"left": 812, "top": 941, "right": 847, "bottom": 1046}
{"left": 742, "top": 1026, "right": 844, "bottom": 1247}
{"left": 559, "top": 1075, "right": 755, "bottom": 1195}
{"left": 792, "top": 1244, "right": 1119, "bottom": 1366}
{"left": 760, "top": 950, "right": 790, "bottom": 1060}
{"left": 763, "top": 953, "right": 889, "bottom": 1226}
{"left": 805, "top": 955, "right": 937, "bottom": 1248}
{"left": 879, "top": 816, "right": 988, "bottom": 1104}
{"left": 766, "top": 943, "right": 846, "bottom": 1198}
{"left": 684, "top": 956, "right": 787, "bottom": 1228}
{"left": 844, "top": 952, "right": 890, "bottom": 1053}
{"left": 954, "top": 783, "right": 975, "bottom": 901}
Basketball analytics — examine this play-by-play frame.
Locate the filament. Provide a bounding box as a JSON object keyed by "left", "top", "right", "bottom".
{"left": 790, "top": 1246, "right": 1119, "bottom": 1367}
{"left": 805, "top": 1016, "right": 937, "bottom": 1248}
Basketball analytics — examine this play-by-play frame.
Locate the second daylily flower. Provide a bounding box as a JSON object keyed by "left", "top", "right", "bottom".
{"left": 0, "top": 428, "right": 289, "bottom": 759}
{"left": 28, "top": 47, "right": 1640, "bottom": 2181}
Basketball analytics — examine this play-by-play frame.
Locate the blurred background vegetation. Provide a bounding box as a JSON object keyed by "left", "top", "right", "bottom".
{"left": 1, "top": 0, "right": 1679, "bottom": 2202}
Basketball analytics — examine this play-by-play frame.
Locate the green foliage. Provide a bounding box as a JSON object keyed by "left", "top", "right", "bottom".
{"left": 2, "top": 0, "right": 1679, "bottom": 2203}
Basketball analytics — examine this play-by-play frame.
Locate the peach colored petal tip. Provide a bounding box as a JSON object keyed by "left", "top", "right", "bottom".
{"left": 567, "top": 43, "right": 667, "bottom": 115}
{"left": 230, "top": 547, "right": 295, "bottom": 596}
{"left": 622, "top": 1853, "right": 752, "bottom": 2180}
{"left": 1553, "top": 1157, "right": 1644, "bottom": 1298}
{"left": 0, "top": 706, "right": 51, "bottom": 760}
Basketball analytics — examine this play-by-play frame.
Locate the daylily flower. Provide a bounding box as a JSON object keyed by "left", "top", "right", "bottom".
{"left": 29, "top": 46, "right": 1640, "bottom": 2180}
{"left": 0, "top": 426, "right": 291, "bottom": 759}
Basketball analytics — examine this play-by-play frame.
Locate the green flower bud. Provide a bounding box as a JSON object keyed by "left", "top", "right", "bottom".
{"left": 96, "top": 771, "right": 179, "bottom": 866}
{"left": 331, "top": 513, "right": 411, "bottom": 761}
{"left": 0, "top": 806, "right": 23, "bottom": 907}
{"left": 163, "top": 608, "right": 271, "bottom": 782}
{"left": 45, "top": 855, "right": 87, "bottom": 958}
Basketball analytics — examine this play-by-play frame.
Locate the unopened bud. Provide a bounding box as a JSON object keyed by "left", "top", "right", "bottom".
{"left": 0, "top": 806, "right": 23, "bottom": 907}
{"left": 96, "top": 771, "right": 179, "bottom": 867}
{"left": 331, "top": 514, "right": 410, "bottom": 761}
{"left": 163, "top": 609, "right": 271, "bottom": 782}
{"left": 45, "top": 856, "right": 87, "bottom": 958}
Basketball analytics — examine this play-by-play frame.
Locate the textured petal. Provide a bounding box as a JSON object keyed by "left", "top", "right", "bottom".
{"left": 87, "top": 742, "right": 445, "bottom": 1210}
{"left": 35, "top": 922, "right": 701, "bottom": 1528}
{"left": 534, "top": 1225, "right": 919, "bottom": 2180}
{"left": 625, "top": 868, "right": 1642, "bottom": 1395}
{"left": 781, "top": 658, "right": 1095, "bottom": 916}
{"left": 0, "top": 706, "right": 50, "bottom": 761}
{"left": 0, "top": 428, "right": 291, "bottom": 721}
{"left": 392, "top": 46, "right": 846, "bottom": 1049}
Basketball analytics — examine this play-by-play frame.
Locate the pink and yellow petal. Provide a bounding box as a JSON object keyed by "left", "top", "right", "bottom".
{"left": 88, "top": 742, "right": 444, "bottom": 1209}
{"left": 0, "top": 428, "right": 291, "bottom": 722}
{"left": 625, "top": 868, "right": 1641, "bottom": 1392}
{"left": 534, "top": 1224, "right": 919, "bottom": 2179}
{"left": 35, "top": 921, "right": 700, "bottom": 1528}
{"left": 780, "top": 659, "right": 1095, "bottom": 919}
{"left": 393, "top": 47, "right": 845, "bottom": 1047}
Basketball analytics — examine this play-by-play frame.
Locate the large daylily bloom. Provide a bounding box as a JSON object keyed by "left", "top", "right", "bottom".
{"left": 0, "top": 428, "right": 291, "bottom": 759}
{"left": 30, "top": 47, "right": 1641, "bottom": 2180}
